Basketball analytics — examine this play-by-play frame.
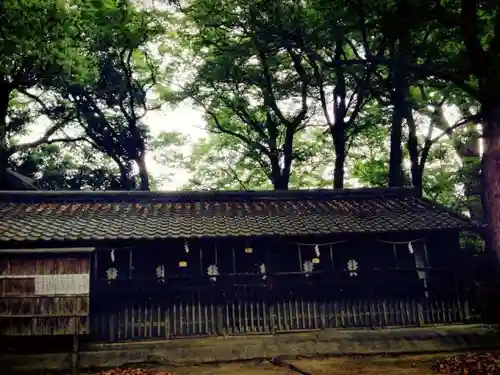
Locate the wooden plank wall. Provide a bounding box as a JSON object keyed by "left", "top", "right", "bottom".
{"left": 90, "top": 292, "right": 470, "bottom": 342}
{"left": 0, "top": 256, "right": 90, "bottom": 336}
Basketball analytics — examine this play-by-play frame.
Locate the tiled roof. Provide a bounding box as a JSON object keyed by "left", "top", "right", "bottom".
{"left": 0, "top": 188, "right": 474, "bottom": 243}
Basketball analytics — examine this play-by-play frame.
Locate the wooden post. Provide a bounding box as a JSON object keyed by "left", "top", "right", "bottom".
{"left": 72, "top": 317, "right": 80, "bottom": 375}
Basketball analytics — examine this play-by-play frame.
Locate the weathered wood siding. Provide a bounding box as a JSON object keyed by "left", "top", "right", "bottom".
{"left": 90, "top": 286, "right": 470, "bottom": 341}
{"left": 0, "top": 256, "right": 90, "bottom": 336}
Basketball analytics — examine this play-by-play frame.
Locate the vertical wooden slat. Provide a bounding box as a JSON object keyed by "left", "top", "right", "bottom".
{"left": 369, "top": 300, "right": 376, "bottom": 326}
{"left": 237, "top": 298, "right": 242, "bottom": 333}
{"left": 255, "top": 301, "right": 261, "bottom": 332}
{"left": 244, "top": 299, "right": 249, "bottom": 333}
{"left": 198, "top": 298, "right": 203, "bottom": 335}
{"left": 156, "top": 304, "right": 161, "bottom": 337}
{"left": 185, "top": 298, "right": 191, "bottom": 336}
{"left": 399, "top": 300, "right": 406, "bottom": 326}
{"left": 250, "top": 300, "right": 256, "bottom": 332}
{"left": 180, "top": 300, "right": 185, "bottom": 336}
{"left": 306, "top": 300, "right": 313, "bottom": 329}
{"left": 300, "top": 297, "right": 306, "bottom": 329}
{"left": 215, "top": 302, "right": 222, "bottom": 335}
{"left": 269, "top": 300, "right": 276, "bottom": 334}
{"left": 345, "top": 300, "right": 352, "bottom": 326}
{"left": 276, "top": 301, "right": 282, "bottom": 331}
{"left": 352, "top": 300, "right": 359, "bottom": 327}
{"left": 231, "top": 300, "right": 236, "bottom": 334}
{"left": 191, "top": 295, "right": 195, "bottom": 335}
{"left": 382, "top": 300, "right": 389, "bottom": 326}
{"left": 164, "top": 303, "right": 170, "bottom": 339}
{"left": 148, "top": 302, "right": 153, "bottom": 337}
{"left": 172, "top": 303, "right": 177, "bottom": 336}
{"left": 285, "top": 299, "right": 291, "bottom": 330}
{"left": 224, "top": 301, "right": 230, "bottom": 334}
{"left": 429, "top": 299, "right": 436, "bottom": 324}
{"left": 109, "top": 313, "right": 115, "bottom": 341}
{"left": 207, "top": 303, "right": 213, "bottom": 335}
{"left": 124, "top": 306, "right": 129, "bottom": 339}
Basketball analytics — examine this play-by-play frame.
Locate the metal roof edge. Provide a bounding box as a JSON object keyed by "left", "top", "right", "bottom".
{"left": 0, "top": 186, "right": 419, "bottom": 202}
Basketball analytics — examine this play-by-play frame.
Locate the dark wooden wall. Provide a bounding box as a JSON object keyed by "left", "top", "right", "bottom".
{"left": 89, "top": 232, "right": 473, "bottom": 342}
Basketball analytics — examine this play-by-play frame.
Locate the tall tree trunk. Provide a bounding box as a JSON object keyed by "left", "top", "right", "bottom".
{"left": 268, "top": 151, "right": 292, "bottom": 190}
{"left": 332, "top": 39, "right": 347, "bottom": 189}
{"left": 0, "top": 82, "right": 10, "bottom": 190}
{"left": 482, "top": 105, "right": 500, "bottom": 270}
{"left": 136, "top": 153, "right": 150, "bottom": 191}
{"left": 269, "top": 152, "right": 290, "bottom": 190}
{"left": 388, "top": 0, "right": 410, "bottom": 188}
{"left": 388, "top": 45, "right": 407, "bottom": 187}
{"left": 389, "top": 100, "right": 405, "bottom": 187}
{"left": 406, "top": 109, "right": 423, "bottom": 194}
{"left": 113, "top": 158, "right": 134, "bottom": 190}
{"left": 333, "top": 128, "right": 346, "bottom": 189}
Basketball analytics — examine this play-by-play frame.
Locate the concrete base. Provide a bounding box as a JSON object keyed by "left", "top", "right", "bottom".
{"left": 1, "top": 324, "right": 498, "bottom": 372}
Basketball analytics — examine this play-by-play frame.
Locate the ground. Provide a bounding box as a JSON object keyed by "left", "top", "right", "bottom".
{"left": 125, "top": 353, "right": 455, "bottom": 375}
{"left": 3, "top": 351, "right": 491, "bottom": 375}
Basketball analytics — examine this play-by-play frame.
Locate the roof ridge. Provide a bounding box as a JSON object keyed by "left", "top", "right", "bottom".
{"left": 0, "top": 187, "right": 418, "bottom": 203}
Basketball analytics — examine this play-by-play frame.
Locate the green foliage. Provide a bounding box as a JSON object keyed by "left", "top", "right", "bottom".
{"left": 10, "top": 143, "right": 122, "bottom": 190}
{"left": 181, "top": 127, "right": 335, "bottom": 190}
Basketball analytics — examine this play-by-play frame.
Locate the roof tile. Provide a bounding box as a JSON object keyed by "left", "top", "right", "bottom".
{"left": 0, "top": 188, "right": 475, "bottom": 243}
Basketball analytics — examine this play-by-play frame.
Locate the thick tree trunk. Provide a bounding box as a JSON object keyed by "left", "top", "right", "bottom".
{"left": 136, "top": 153, "right": 150, "bottom": 191}
{"left": 114, "top": 160, "right": 134, "bottom": 190}
{"left": 482, "top": 106, "right": 500, "bottom": 271}
{"left": 332, "top": 39, "right": 347, "bottom": 189}
{"left": 388, "top": 46, "right": 408, "bottom": 188}
{"left": 269, "top": 154, "right": 290, "bottom": 190}
{"left": 388, "top": 0, "right": 410, "bottom": 188}
{"left": 333, "top": 128, "right": 346, "bottom": 189}
{"left": 406, "top": 110, "right": 423, "bottom": 194}
{"left": 389, "top": 105, "right": 405, "bottom": 187}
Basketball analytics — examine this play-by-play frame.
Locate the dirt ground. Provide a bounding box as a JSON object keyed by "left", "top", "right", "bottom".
{"left": 166, "top": 353, "right": 452, "bottom": 375}
{"left": 1, "top": 352, "right": 469, "bottom": 375}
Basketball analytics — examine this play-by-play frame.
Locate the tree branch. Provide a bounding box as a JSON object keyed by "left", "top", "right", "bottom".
{"left": 200, "top": 100, "right": 271, "bottom": 158}
{"left": 10, "top": 136, "right": 87, "bottom": 154}
{"left": 430, "top": 114, "right": 481, "bottom": 144}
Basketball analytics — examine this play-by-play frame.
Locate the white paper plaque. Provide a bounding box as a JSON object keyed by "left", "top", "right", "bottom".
{"left": 35, "top": 274, "right": 90, "bottom": 296}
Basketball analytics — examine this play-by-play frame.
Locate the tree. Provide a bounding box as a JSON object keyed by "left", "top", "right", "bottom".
{"left": 9, "top": 143, "right": 122, "bottom": 190}
{"left": 48, "top": 1, "right": 167, "bottom": 190}
{"left": 176, "top": 127, "right": 335, "bottom": 190}
{"left": 9, "top": 142, "right": 163, "bottom": 190}
{"left": 0, "top": 0, "right": 165, "bottom": 191}
{"left": 0, "top": 0, "right": 104, "bottom": 188}
{"left": 174, "top": 0, "right": 316, "bottom": 190}
{"left": 377, "top": 0, "right": 500, "bottom": 266}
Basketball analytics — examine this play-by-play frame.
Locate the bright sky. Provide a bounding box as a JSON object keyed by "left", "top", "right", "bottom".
{"left": 142, "top": 104, "right": 206, "bottom": 189}
{"left": 19, "top": 101, "right": 208, "bottom": 190}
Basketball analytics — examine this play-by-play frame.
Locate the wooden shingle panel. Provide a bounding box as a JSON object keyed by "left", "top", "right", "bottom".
{"left": 0, "top": 254, "right": 91, "bottom": 336}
